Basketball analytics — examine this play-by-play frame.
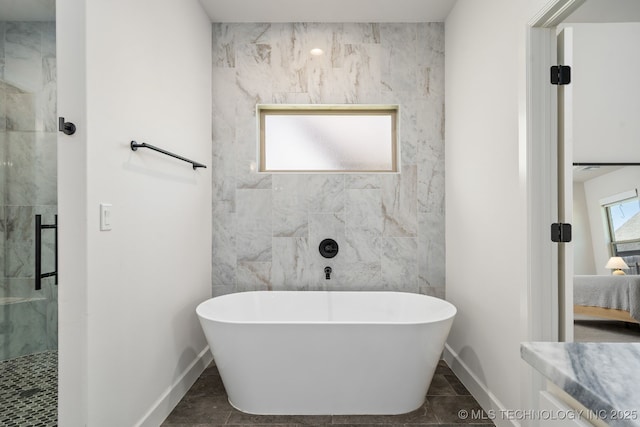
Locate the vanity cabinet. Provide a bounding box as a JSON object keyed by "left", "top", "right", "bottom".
{"left": 539, "top": 391, "right": 597, "bottom": 427}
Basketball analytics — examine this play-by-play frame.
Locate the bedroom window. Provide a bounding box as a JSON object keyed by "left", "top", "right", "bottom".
{"left": 605, "top": 196, "right": 640, "bottom": 256}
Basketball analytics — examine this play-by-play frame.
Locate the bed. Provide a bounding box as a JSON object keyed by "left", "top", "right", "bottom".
{"left": 573, "top": 275, "right": 640, "bottom": 324}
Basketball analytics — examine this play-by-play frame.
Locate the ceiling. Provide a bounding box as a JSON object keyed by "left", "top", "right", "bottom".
{"left": 565, "top": 0, "right": 640, "bottom": 23}
{"left": 2, "top": 0, "right": 639, "bottom": 29}
{"left": 573, "top": 165, "right": 625, "bottom": 183}
{"left": 198, "top": 0, "right": 640, "bottom": 24}
{"left": 0, "top": 0, "right": 457, "bottom": 23}
{"left": 199, "top": 0, "right": 457, "bottom": 23}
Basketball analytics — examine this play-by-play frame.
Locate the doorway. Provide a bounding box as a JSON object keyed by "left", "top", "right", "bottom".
{"left": 572, "top": 165, "right": 640, "bottom": 342}
{"left": 527, "top": 0, "right": 640, "bottom": 344}
{"left": 558, "top": 10, "right": 640, "bottom": 342}
{"left": 0, "top": 2, "right": 59, "bottom": 425}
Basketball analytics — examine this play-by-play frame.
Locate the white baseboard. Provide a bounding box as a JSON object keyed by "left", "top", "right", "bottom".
{"left": 137, "top": 343, "right": 512, "bottom": 426}
{"left": 443, "top": 344, "right": 519, "bottom": 427}
{"left": 135, "top": 346, "right": 214, "bottom": 427}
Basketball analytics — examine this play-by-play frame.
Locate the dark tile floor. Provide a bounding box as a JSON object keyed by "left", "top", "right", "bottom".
{"left": 162, "top": 360, "right": 495, "bottom": 426}
{"left": 0, "top": 351, "right": 58, "bottom": 427}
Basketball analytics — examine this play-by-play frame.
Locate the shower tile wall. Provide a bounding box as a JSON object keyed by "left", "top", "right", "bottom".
{"left": 212, "top": 23, "right": 444, "bottom": 296}
{"left": 0, "top": 22, "right": 57, "bottom": 361}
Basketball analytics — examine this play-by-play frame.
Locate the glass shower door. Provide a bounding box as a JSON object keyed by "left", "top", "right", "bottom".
{"left": 0, "top": 15, "right": 59, "bottom": 427}
{"left": 0, "top": 19, "right": 58, "bottom": 362}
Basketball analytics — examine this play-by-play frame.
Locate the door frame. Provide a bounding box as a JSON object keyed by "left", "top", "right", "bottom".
{"left": 556, "top": 26, "right": 575, "bottom": 343}
{"left": 522, "top": 0, "right": 584, "bottom": 422}
{"left": 525, "top": 0, "right": 584, "bottom": 345}
{"left": 57, "top": 0, "right": 89, "bottom": 425}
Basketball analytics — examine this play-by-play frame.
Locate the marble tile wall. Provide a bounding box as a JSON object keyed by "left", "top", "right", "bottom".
{"left": 0, "top": 21, "right": 57, "bottom": 361}
{"left": 211, "top": 23, "right": 445, "bottom": 297}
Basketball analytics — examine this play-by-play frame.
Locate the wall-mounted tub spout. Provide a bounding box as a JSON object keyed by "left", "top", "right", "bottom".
{"left": 324, "top": 266, "right": 332, "bottom": 280}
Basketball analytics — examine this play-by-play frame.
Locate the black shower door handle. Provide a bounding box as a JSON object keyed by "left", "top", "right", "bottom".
{"left": 35, "top": 214, "right": 58, "bottom": 291}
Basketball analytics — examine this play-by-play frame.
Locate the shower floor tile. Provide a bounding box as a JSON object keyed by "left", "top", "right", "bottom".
{"left": 0, "top": 351, "right": 57, "bottom": 427}
{"left": 162, "top": 360, "right": 494, "bottom": 426}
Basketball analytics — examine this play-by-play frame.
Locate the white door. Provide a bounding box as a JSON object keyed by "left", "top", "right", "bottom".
{"left": 557, "top": 28, "right": 574, "bottom": 342}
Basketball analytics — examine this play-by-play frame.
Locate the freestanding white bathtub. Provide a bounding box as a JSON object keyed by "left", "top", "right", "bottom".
{"left": 196, "top": 291, "right": 456, "bottom": 415}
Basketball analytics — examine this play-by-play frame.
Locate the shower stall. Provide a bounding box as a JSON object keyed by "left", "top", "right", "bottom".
{"left": 0, "top": 11, "right": 59, "bottom": 426}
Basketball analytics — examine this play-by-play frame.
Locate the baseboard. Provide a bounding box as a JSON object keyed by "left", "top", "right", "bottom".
{"left": 443, "top": 344, "right": 519, "bottom": 427}
{"left": 137, "top": 343, "right": 511, "bottom": 426}
{"left": 135, "top": 346, "right": 214, "bottom": 427}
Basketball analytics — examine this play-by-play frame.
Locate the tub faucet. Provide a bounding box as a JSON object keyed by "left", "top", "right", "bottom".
{"left": 324, "top": 266, "right": 332, "bottom": 280}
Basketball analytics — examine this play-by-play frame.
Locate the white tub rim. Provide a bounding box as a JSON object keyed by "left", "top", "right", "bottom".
{"left": 196, "top": 290, "right": 456, "bottom": 326}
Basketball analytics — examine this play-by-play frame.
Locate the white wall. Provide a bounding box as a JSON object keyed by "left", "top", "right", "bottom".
{"left": 57, "top": 0, "right": 212, "bottom": 425}
{"left": 572, "top": 181, "right": 596, "bottom": 275}
{"left": 444, "top": 0, "right": 548, "bottom": 422}
{"left": 571, "top": 23, "right": 640, "bottom": 164}
{"left": 446, "top": 3, "right": 640, "bottom": 423}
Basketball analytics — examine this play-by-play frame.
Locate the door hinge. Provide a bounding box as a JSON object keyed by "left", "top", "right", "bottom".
{"left": 550, "top": 65, "right": 571, "bottom": 85}
{"left": 551, "top": 223, "right": 572, "bottom": 243}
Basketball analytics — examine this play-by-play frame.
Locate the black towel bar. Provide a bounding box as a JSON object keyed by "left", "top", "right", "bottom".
{"left": 130, "top": 141, "right": 206, "bottom": 170}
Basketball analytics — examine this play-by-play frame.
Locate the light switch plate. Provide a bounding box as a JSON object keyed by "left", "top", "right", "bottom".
{"left": 100, "top": 203, "right": 112, "bottom": 231}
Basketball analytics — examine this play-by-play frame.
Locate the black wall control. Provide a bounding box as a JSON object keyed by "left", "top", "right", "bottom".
{"left": 319, "top": 239, "right": 339, "bottom": 258}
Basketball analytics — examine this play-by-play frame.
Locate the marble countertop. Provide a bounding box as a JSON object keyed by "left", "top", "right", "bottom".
{"left": 521, "top": 342, "right": 640, "bottom": 427}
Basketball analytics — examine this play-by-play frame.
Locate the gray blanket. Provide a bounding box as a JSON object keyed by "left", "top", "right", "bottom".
{"left": 574, "top": 275, "right": 640, "bottom": 321}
